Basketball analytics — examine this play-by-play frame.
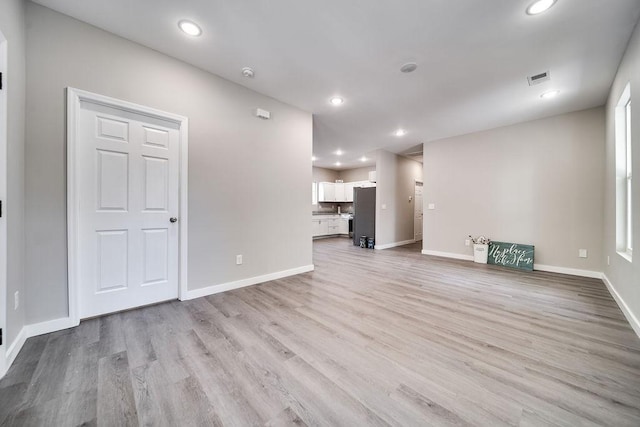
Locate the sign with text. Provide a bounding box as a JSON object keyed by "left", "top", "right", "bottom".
{"left": 487, "top": 241, "right": 535, "bottom": 271}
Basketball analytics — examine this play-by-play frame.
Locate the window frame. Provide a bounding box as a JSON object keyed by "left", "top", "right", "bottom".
{"left": 615, "top": 82, "right": 633, "bottom": 262}
{"left": 312, "top": 181, "right": 318, "bottom": 206}
{"left": 625, "top": 99, "right": 632, "bottom": 255}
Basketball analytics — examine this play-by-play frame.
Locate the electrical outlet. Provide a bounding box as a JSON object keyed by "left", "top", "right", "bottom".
{"left": 14, "top": 291, "right": 19, "bottom": 310}
{"left": 465, "top": 239, "right": 471, "bottom": 246}
{"left": 428, "top": 203, "right": 435, "bottom": 210}
{"left": 236, "top": 255, "right": 243, "bottom": 265}
{"left": 578, "top": 249, "right": 588, "bottom": 258}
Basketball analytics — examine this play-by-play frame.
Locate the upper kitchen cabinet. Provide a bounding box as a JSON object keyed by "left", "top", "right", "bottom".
{"left": 319, "top": 180, "right": 375, "bottom": 202}
{"left": 318, "top": 182, "right": 336, "bottom": 202}
{"left": 334, "top": 183, "right": 345, "bottom": 201}
{"left": 345, "top": 182, "right": 354, "bottom": 202}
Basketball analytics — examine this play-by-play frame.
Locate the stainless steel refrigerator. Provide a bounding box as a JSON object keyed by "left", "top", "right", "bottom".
{"left": 353, "top": 187, "right": 376, "bottom": 246}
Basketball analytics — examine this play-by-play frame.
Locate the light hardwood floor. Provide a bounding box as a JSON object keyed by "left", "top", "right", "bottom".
{"left": 1, "top": 238, "right": 640, "bottom": 426}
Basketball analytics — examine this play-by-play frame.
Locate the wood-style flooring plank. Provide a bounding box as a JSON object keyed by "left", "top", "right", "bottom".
{"left": 97, "top": 351, "right": 138, "bottom": 426}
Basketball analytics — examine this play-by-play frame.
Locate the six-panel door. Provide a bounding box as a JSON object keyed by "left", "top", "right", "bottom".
{"left": 77, "top": 101, "right": 179, "bottom": 319}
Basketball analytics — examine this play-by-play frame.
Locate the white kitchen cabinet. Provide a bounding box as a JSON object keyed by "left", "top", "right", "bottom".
{"left": 334, "top": 183, "right": 345, "bottom": 201}
{"left": 312, "top": 218, "right": 329, "bottom": 237}
{"left": 319, "top": 181, "right": 371, "bottom": 202}
{"left": 326, "top": 218, "right": 340, "bottom": 235}
{"left": 345, "top": 182, "right": 354, "bottom": 202}
{"left": 313, "top": 215, "right": 350, "bottom": 238}
{"left": 318, "top": 182, "right": 335, "bottom": 202}
{"left": 339, "top": 218, "right": 349, "bottom": 235}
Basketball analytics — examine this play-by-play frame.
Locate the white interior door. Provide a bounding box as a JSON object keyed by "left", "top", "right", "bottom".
{"left": 76, "top": 99, "right": 180, "bottom": 319}
{"left": 414, "top": 181, "right": 423, "bottom": 241}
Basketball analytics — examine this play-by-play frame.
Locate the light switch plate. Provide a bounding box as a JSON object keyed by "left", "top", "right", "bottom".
{"left": 236, "top": 255, "right": 243, "bottom": 265}
{"left": 382, "top": 204, "right": 387, "bottom": 210}
{"left": 578, "top": 249, "right": 588, "bottom": 258}
{"left": 428, "top": 203, "right": 435, "bottom": 210}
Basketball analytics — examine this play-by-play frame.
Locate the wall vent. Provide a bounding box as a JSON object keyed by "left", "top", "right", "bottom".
{"left": 527, "top": 71, "right": 550, "bottom": 86}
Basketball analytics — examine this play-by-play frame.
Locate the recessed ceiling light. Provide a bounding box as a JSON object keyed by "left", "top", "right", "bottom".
{"left": 394, "top": 129, "right": 407, "bottom": 137}
{"left": 178, "top": 20, "right": 202, "bottom": 37}
{"left": 312, "top": 156, "right": 317, "bottom": 161}
{"left": 330, "top": 97, "right": 344, "bottom": 106}
{"left": 526, "top": 0, "right": 557, "bottom": 15}
{"left": 400, "top": 63, "right": 418, "bottom": 73}
{"left": 360, "top": 156, "right": 367, "bottom": 162}
{"left": 335, "top": 162, "right": 341, "bottom": 167}
{"left": 540, "top": 90, "right": 560, "bottom": 99}
{"left": 335, "top": 149, "right": 343, "bottom": 156}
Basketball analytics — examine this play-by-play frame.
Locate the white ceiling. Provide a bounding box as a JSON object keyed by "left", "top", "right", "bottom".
{"left": 34, "top": 0, "right": 640, "bottom": 170}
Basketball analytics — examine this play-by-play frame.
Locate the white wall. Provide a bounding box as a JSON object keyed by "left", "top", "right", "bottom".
{"left": 312, "top": 166, "right": 339, "bottom": 183}
{"left": 339, "top": 166, "right": 375, "bottom": 183}
{"left": 422, "top": 107, "right": 605, "bottom": 273}
{"left": 24, "top": 3, "right": 313, "bottom": 323}
{"left": 604, "top": 20, "right": 640, "bottom": 332}
{"left": 0, "top": 0, "right": 26, "bottom": 349}
{"left": 375, "top": 150, "right": 422, "bottom": 247}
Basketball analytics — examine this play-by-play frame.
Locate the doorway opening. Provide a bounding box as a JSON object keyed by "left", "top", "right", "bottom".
{"left": 414, "top": 180, "right": 423, "bottom": 244}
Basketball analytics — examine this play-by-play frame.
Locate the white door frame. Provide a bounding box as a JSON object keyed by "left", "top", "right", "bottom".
{"left": 67, "top": 88, "right": 189, "bottom": 324}
{"left": 0, "top": 30, "right": 8, "bottom": 374}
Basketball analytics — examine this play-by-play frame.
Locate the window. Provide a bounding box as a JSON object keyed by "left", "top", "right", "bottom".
{"left": 626, "top": 98, "right": 632, "bottom": 255}
{"left": 616, "top": 83, "right": 633, "bottom": 261}
{"left": 312, "top": 182, "right": 318, "bottom": 205}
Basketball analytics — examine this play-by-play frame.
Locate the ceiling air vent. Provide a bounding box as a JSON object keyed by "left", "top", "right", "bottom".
{"left": 527, "top": 71, "right": 550, "bottom": 86}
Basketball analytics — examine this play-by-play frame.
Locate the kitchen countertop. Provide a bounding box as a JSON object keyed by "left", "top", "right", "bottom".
{"left": 312, "top": 213, "right": 353, "bottom": 218}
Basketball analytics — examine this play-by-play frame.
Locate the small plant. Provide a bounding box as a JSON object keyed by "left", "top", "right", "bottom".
{"left": 469, "top": 235, "right": 491, "bottom": 245}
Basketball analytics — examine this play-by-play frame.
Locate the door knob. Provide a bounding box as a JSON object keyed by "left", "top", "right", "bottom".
{"left": 170, "top": 217, "right": 178, "bottom": 223}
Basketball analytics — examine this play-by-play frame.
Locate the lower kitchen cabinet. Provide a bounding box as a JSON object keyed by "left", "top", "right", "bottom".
{"left": 312, "top": 218, "right": 329, "bottom": 237}
{"left": 327, "top": 219, "right": 340, "bottom": 236}
{"left": 312, "top": 216, "right": 350, "bottom": 238}
{"left": 339, "top": 218, "right": 349, "bottom": 234}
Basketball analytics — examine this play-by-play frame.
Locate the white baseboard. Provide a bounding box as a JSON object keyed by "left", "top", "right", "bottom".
{"left": 183, "top": 264, "right": 315, "bottom": 300}
{"left": 421, "top": 249, "right": 474, "bottom": 261}
{"left": 375, "top": 239, "right": 416, "bottom": 250}
{"left": 1, "top": 326, "right": 27, "bottom": 378}
{"left": 26, "top": 316, "right": 79, "bottom": 338}
{"left": 1, "top": 316, "right": 79, "bottom": 379}
{"left": 420, "top": 250, "right": 603, "bottom": 279}
{"left": 602, "top": 274, "right": 640, "bottom": 338}
{"left": 533, "top": 264, "right": 602, "bottom": 279}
